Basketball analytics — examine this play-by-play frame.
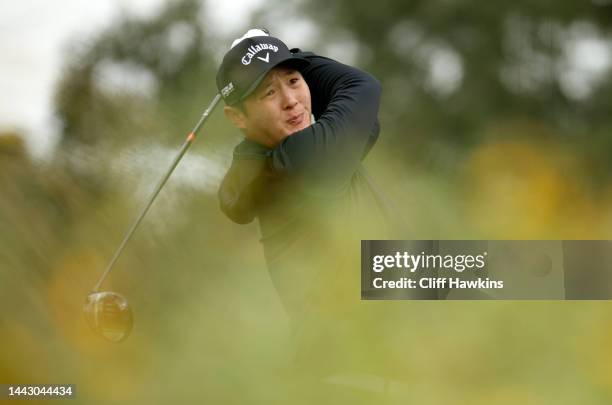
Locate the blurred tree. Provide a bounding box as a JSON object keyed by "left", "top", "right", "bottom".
{"left": 0, "top": 131, "right": 94, "bottom": 281}
{"left": 54, "top": 0, "right": 219, "bottom": 148}
{"left": 51, "top": 0, "right": 232, "bottom": 209}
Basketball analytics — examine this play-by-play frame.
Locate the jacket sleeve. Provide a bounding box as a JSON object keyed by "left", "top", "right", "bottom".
{"left": 269, "top": 53, "right": 382, "bottom": 190}
{"left": 217, "top": 151, "right": 270, "bottom": 224}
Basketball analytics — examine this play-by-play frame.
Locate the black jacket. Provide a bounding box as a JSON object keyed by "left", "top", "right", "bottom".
{"left": 218, "top": 51, "right": 398, "bottom": 318}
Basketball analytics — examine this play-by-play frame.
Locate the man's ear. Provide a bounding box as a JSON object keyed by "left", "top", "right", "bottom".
{"left": 224, "top": 106, "right": 247, "bottom": 130}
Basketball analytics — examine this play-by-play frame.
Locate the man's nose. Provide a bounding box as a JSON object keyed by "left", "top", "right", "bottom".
{"left": 280, "top": 87, "right": 298, "bottom": 109}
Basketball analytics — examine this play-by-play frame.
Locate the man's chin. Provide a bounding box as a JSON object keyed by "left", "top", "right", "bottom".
{"left": 279, "top": 130, "right": 296, "bottom": 141}
{"left": 285, "top": 123, "right": 311, "bottom": 137}
{"left": 274, "top": 123, "right": 311, "bottom": 145}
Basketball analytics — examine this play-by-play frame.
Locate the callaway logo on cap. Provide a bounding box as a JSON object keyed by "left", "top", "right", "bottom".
{"left": 241, "top": 43, "right": 279, "bottom": 65}
{"left": 216, "top": 29, "right": 310, "bottom": 105}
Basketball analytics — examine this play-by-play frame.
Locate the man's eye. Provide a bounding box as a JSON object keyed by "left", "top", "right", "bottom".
{"left": 261, "top": 89, "right": 275, "bottom": 98}
{"left": 289, "top": 78, "right": 300, "bottom": 85}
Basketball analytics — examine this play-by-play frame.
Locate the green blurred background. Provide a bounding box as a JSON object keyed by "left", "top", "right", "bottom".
{"left": 2, "top": 0, "right": 612, "bottom": 403}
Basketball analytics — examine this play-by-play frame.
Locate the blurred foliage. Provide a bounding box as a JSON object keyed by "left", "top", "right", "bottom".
{"left": 54, "top": 0, "right": 225, "bottom": 151}
{"left": 287, "top": 0, "right": 612, "bottom": 157}
{"left": 1, "top": 0, "right": 612, "bottom": 403}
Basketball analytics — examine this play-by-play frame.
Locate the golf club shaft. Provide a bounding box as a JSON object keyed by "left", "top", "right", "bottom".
{"left": 93, "top": 93, "right": 222, "bottom": 292}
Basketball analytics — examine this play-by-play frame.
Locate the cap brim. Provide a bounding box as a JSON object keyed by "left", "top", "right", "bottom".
{"left": 234, "top": 56, "right": 310, "bottom": 105}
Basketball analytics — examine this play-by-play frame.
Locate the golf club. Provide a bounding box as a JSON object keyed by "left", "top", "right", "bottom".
{"left": 84, "top": 93, "right": 222, "bottom": 342}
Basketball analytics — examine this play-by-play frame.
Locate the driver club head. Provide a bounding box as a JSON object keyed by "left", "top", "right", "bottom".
{"left": 84, "top": 291, "right": 133, "bottom": 342}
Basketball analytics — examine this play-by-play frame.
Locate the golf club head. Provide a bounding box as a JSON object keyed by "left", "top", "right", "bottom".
{"left": 84, "top": 291, "right": 133, "bottom": 342}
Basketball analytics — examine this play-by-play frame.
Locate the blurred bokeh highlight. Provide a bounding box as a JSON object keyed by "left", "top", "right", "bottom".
{"left": 1, "top": 0, "right": 612, "bottom": 403}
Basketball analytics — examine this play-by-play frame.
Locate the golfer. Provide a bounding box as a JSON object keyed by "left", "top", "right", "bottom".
{"left": 216, "top": 29, "right": 400, "bottom": 397}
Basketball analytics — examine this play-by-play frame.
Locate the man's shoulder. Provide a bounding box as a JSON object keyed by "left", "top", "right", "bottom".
{"left": 290, "top": 49, "right": 334, "bottom": 65}
{"left": 290, "top": 48, "right": 316, "bottom": 58}
{"left": 233, "top": 138, "right": 271, "bottom": 161}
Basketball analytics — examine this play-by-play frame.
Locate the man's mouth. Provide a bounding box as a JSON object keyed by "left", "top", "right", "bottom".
{"left": 287, "top": 112, "right": 304, "bottom": 126}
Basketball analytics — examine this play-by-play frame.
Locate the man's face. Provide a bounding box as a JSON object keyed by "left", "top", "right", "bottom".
{"left": 225, "top": 66, "right": 312, "bottom": 148}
